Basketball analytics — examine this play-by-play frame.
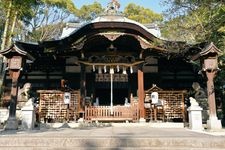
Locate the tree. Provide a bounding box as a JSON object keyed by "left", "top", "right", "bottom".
{"left": 22, "top": 2, "right": 77, "bottom": 42}
{"left": 76, "top": 1, "right": 104, "bottom": 22}
{"left": 74, "top": 2, "right": 163, "bottom": 24}
{"left": 161, "top": 0, "right": 225, "bottom": 45}
{"left": 21, "top": 0, "right": 77, "bottom": 42}
{"left": 124, "top": 3, "right": 163, "bottom": 24}
{"left": 0, "top": 0, "right": 77, "bottom": 47}
{"left": 161, "top": 0, "right": 225, "bottom": 120}
{"left": 0, "top": 0, "right": 77, "bottom": 99}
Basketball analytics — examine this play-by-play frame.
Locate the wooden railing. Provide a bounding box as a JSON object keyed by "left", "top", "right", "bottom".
{"left": 85, "top": 105, "right": 139, "bottom": 122}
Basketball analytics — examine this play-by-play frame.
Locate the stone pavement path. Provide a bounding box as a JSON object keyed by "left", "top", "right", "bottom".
{"left": 0, "top": 126, "right": 224, "bottom": 137}
{"left": 0, "top": 126, "right": 225, "bottom": 149}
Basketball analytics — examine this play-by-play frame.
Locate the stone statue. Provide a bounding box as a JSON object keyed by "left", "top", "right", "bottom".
{"left": 189, "top": 97, "right": 199, "bottom": 106}
{"left": 17, "top": 83, "right": 34, "bottom": 109}
{"left": 192, "top": 82, "right": 206, "bottom": 99}
{"left": 191, "top": 82, "right": 208, "bottom": 122}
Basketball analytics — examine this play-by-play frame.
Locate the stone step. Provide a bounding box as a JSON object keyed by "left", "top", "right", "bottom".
{"left": 0, "top": 137, "right": 225, "bottom": 149}
{"left": 0, "top": 147, "right": 222, "bottom": 150}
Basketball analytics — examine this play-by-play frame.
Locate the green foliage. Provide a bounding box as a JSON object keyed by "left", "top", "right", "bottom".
{"left": 124, "top": 3, "right": 163, "bottom": 24}
{"left": 162, "top": 0, "right": 225, "bottom": 116}
{"left": 41, "top": 0, "right": 77, "bottom": 13}
{"left": 28, "top": 22, "right": 64, "bottom": 41}
{"left": 0, "top": 0, "right": 77, "bottom": 44}
{"left": 76, "top": 1, "right": 104, "bottom": 22}
{"left": 0, "top": 2, "right": 5, "bottom": 41}
{"left": 161, "top": 6, "right": 211, "bottom": 43}
{"left": 162, "top": 0, "right": 225, "bottom": 45}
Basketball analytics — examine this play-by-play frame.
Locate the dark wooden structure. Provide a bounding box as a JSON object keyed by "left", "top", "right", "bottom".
{"left": 0, "top": 4, "right": 216, "bottom": 123}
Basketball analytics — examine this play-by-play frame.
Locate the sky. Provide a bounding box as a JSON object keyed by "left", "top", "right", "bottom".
{"left": 73, "top": 0, "right": 166, "bottom": 13}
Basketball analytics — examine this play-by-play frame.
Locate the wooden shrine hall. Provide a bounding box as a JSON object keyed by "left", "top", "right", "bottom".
{"left": 0, "top": 2, "right": 222, "bottom": 124}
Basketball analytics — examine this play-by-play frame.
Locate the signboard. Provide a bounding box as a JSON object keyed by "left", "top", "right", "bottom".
{"left": 151, "top": 92, "right": 158, "bottom": 104}
{"left": 64, "top": 92, "right": 71, "bottom": 104}
{"left": 9, "top": 56, "right": 22, "bottom": 69}
{"left": 95, "top": 74, "right": 128, "bottom": 82}
{"left": 204, "top": 58, "right": 217, "bottom": 70}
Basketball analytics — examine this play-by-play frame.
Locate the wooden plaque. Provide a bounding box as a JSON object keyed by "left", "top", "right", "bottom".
{"left": 204, "top": 58, "right": 217, "bottom": 69}
{"left": 9, "top": 56, "right": 22, "bottom": 69}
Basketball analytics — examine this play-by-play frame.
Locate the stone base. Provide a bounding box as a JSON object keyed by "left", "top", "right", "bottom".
{"left": 0, "top": 108, "right": 9, "bottom": 124}
{"left": 207, "top": 118, "right": 222, "bottom": 130}
{"left": 187, "top": 105, "right": 203, "bottom": 131}
{"left": 4, "top": 117, "right": 18, "bottom": 130}
{"left": 139, "top": 118, "right": 146, "bottom": 123}
{"left": 21, "top": 106, "right": 35, "bottom": 130}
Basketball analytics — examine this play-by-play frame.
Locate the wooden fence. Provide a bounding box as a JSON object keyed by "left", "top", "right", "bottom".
{"left": 85, "top": 105, "right": 139, "bottom": 122}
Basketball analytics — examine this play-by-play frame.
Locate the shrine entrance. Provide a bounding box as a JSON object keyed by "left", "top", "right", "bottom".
{"left": 94, "top": 73, "right": 129, "bottom": 106}
{"left": 95, "top": 88, "right": 128, "bottom": 106}
{"left": 85, "top": 71, "right": 139, "bottom": 122}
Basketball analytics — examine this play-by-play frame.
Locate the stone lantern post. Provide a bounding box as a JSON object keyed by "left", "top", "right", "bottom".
{"left": 0, "top": 44, "right": 34, "bottom": 130}
{"left": 193, "top": 42, "right": 222, "bottom": 130}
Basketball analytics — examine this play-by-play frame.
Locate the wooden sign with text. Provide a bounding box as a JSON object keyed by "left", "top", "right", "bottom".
{"left": 9, "top": 56, "right": 22, "bottom": 69}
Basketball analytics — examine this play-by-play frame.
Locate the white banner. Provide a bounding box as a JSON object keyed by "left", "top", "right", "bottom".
{"left": 151, "top": 92, "right": 158, "bottom": 104}
{"left": 64, "top": 92, "right": 71, "bottom": 104}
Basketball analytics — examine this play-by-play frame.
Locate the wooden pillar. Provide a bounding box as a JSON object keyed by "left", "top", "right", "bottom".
{"left": 80, "top": 64, "right": 86, "bottom": 111}
{"left": 5, "top": 70, "right": 20, "bottom": 130}
{"left": 206, "top": 71, "right": 217, "bottom": 119}
{"left": 204, "top": 70, "right": 222, "bottom": 129}
{"left": 138, "top": 69, "right": 145, "bottom": 121}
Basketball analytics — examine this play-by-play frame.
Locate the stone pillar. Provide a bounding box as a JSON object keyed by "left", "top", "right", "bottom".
{"left": 206, "top": 71, "right": 222, "bottom": 130}
{"left": 138, "top": 69, "right": 145, "bottom": 123}
{"left": 21, "top": 103, "right": 35, "bottom": 130}
{"left": 187, "top": 97, "right": 203, "bottom": 131}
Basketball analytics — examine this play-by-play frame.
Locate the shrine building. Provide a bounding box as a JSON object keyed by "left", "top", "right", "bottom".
{"left": 0, "top": 2, "right": 222, "bottom": 125}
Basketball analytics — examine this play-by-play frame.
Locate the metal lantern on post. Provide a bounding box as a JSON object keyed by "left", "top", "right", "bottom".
{"left": 193, "top": 42, "right": 222, "bottom": 130}
{"left": 0, "top": 44, "right": 34, "bottom": 130}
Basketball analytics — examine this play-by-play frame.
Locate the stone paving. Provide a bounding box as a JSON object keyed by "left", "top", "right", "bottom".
{"left": 0, "top": 124, "right": 225, "bottom": 149}
{"left": 0, "top": 123, "right": 224, "bottom": 137}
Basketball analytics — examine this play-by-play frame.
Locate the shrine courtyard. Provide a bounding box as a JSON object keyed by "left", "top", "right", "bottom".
{"left": 0, "top": 123, "right": 225, "bottom": 149}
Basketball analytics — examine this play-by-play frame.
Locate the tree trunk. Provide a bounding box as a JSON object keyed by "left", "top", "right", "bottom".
{"left": 6, "top": 10, "right": 18, "bottom": 47}
{"left": 1, "top": 0, "right": 13, "bottom": 50}
{"left": 0, "top": 0, "right": 13, "bottom": 101}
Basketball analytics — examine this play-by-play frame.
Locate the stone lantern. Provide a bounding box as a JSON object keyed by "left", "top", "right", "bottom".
{"left": 193, "top": 42, "right": 222, "bottom": 130}
{"left": 0, "top": 44, "right": 34, "bottom": 130}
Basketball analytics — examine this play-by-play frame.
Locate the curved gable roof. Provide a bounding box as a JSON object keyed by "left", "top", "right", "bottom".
{"left": 41, "top": 15, "right": 161, "bottom": 50}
